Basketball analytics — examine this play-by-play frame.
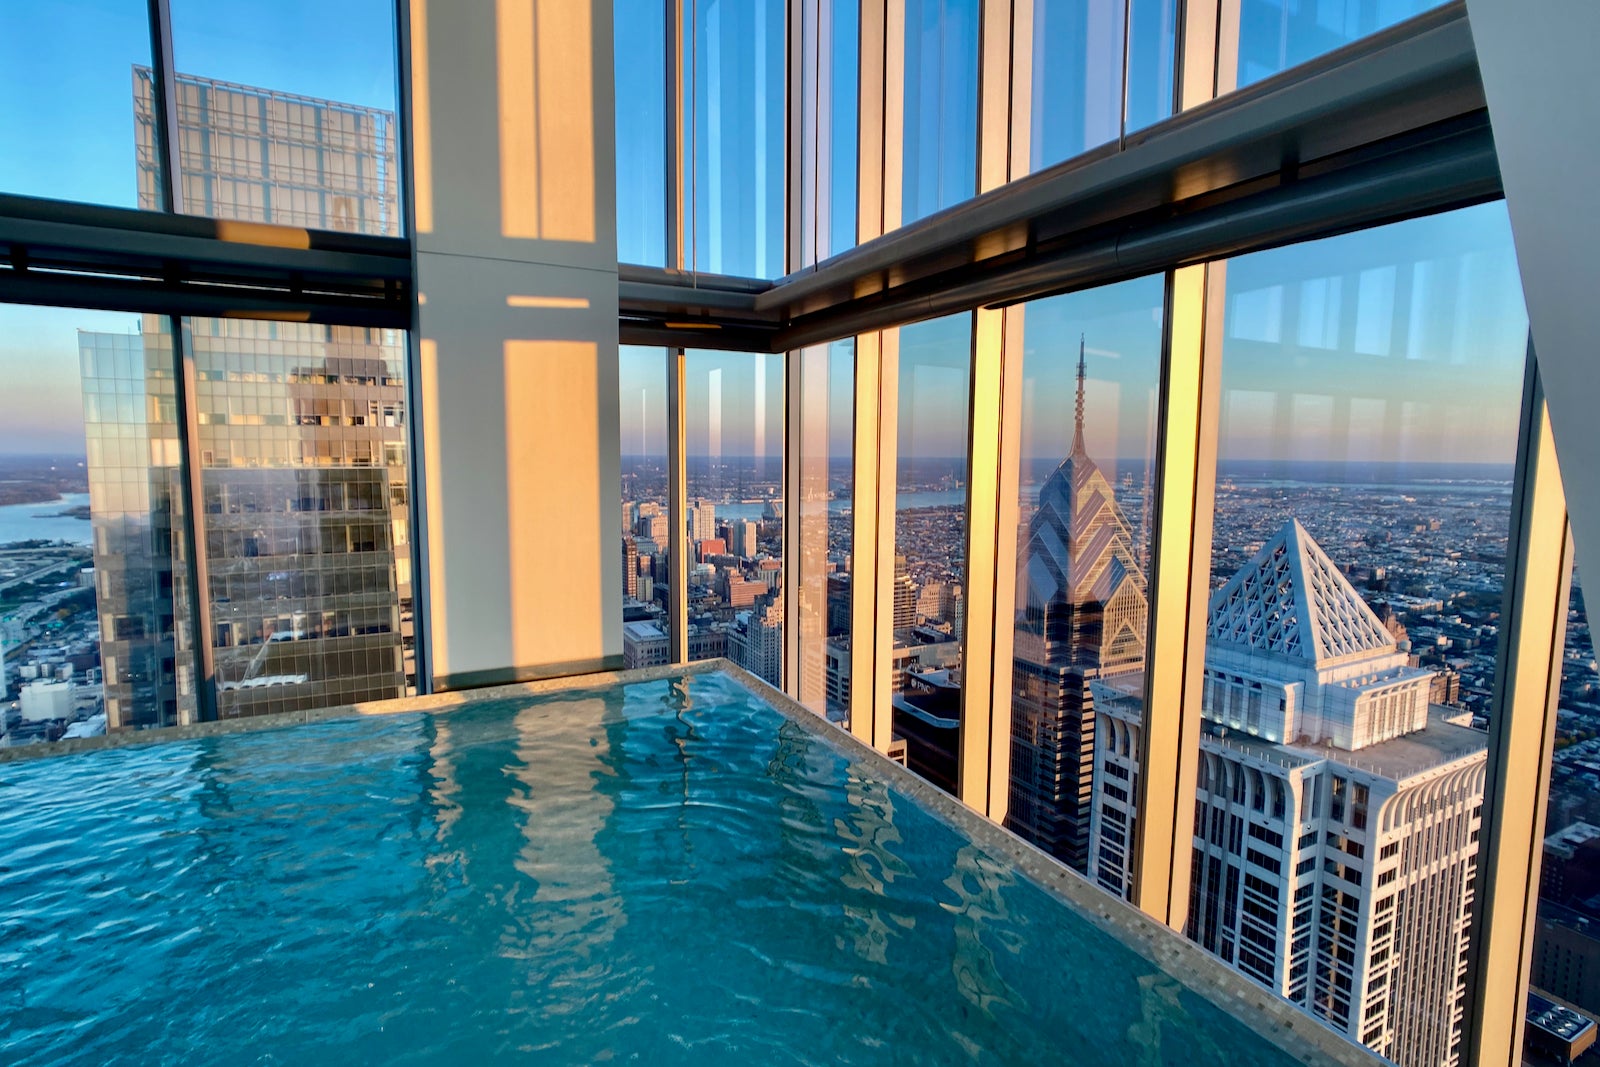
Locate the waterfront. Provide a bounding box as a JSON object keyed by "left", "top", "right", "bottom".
{"left": 0, "top": 495, "right": 93, "bottom": 547}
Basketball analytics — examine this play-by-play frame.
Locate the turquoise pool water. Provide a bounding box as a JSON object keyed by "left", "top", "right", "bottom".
{"left": 1, "top": 672, "right": 1308, "bottom": 1066}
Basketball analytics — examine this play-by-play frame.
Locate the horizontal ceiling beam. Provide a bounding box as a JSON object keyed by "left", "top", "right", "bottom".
{"left": 0, "top": 192, "right": 411, "bottom": 327}
{"left": 617, "top": 1, "right": 1496, "bottom": 354}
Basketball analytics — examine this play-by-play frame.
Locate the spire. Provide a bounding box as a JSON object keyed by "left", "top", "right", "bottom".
{"left": 1072, "top": 334, "right": 1087, "bottom": 455}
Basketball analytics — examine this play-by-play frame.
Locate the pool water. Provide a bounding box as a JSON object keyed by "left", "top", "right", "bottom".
{"left": 1, "top": 672, "right": 1310, "bottom": 1066}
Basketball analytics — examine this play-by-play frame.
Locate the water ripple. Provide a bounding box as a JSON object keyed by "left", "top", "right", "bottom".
{"left": 1, "top": 674, "right": 1300, "bottom": 1067}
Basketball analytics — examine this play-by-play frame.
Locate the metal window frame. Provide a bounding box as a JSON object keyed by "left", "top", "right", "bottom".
{"left": 1464, "top": 344, "right": 1573, "bottom": 1067}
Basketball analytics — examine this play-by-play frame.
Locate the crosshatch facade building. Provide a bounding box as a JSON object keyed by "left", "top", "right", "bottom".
{"left": 4, "top": 2, "right": 1600, "bottom": 1066}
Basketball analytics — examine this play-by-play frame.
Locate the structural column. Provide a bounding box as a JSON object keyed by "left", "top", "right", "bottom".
{"left": 407, "top": 0, "right": 622, "bottom": 689}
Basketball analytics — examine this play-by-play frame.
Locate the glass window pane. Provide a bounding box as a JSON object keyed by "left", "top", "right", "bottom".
{"left": 620, "top": 346, "right": 672, "bottom": 666}
{"left": 1, "top": 303, "right": 196, "bottom": 746}
{"left": 686, "top": 0, "right": 786, "bottom": 278}
{"left": 827, "top": 0, "right": 860, "bottom": 258}
{"left": 892, "top": 313, "right": 973, "bottom": 791}
{"left": 795, "top": 340, "right": 855, "bottom": 722}
{"left": 1029, "top": 0, "right": 1126, "bottom": 171}
{"left": 1005, "top": 277, "right": 1164, "bottom": 884}
{"left": 167, "top": 0, "right": 401, "bottom": 235}
{"left": 185, "top": 317, "right": 416, "bottom": 717}
{"left": 685, "top": 350, "right": 784, "bottom": 682}
{"left": 0, "top": 2, "right": 157, "bottom": 208}
{"left": 1236, "top": 0, "right": 1445, "bottom": 89}
{"left": 1125, "top": 0, "right": 1178, "bottom": 134}
{"left": 1532, "top": 573, "right": 1600, "bottom": 1025}
{"left": 902, "top": 0, "right": 979, "bottom": 225}
{"left": 616, "top": 0, "right": 667, "bottom": 266}
{"left": 1167, "top": 203, "right": 1527, "bottom": 1067}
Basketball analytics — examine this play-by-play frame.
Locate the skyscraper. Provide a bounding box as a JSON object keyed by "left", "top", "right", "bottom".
{"left": 729, "top": 600, "right": 784, "bottom": 686}
{"left": 622, "top": 535, "right": 640, "bottom": 599}
{"left": 892, "top": 555, "right": 917, "bottom": 631}
{"left": 1092, "top": 520, "right": 1486, "bottom": 1067}
{"left": 78, "top": 68, "right": 413, "bottom": 729}
{"left": 1006, "top": 342, "right": 1148, "bottom": 871}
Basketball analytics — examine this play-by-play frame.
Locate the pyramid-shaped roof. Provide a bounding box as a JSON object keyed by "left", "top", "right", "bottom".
{"left": 1206, "top": 519, "right": 1395, "bottom": 668}
{"left": 1021, "top": 451, "right": 1144, "bottom": 613}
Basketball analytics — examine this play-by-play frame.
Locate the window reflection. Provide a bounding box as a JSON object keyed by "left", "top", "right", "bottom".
{"left": 902, "top": 0, "right": 979, "bottom": 225}
{"left": 685, "top": 0, "right": 786, "bottom": 278}
{"left": 186, "top": 317, "right": 416, "bottom": 717}
{"left": 166, "top": 0, "right": 401, "bottom": 234}
{"left": 1236, "top": 0, "right": 1445, "bottom": 89}
{"left": 0, "top": 1, "right": 156, "bottom": 207}
{"left": 796, "top": 341, "right": 855, "bottom": 722}
{"left": 1531, "top": 575, "right": 1600, "bottom": 1038}
{"left": 891, "top": 314, "right": 973, "bottom": 791}
{"left": 1095, "top": 204, "right": 1525, "bottom": 1067}
{"left": 0, "top": 303, "right": 195, "bottom": 746}
{"left": 1004, "top": 278, "right": 1164, "bottom": 883}
{"left": 615, "top": 0, "right": 667, "bottom": 265}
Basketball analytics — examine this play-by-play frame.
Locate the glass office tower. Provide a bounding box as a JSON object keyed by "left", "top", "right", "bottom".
{"left": 73, "top": 69, "right": 414, "bottom": 728}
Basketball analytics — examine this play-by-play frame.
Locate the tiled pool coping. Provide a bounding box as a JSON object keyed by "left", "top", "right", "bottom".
{"left": 2, "top": 659, "right": 1385, "bottom": 1067}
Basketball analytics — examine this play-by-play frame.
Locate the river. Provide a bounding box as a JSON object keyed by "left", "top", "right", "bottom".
{"left": 0, "top": 494, "right": 94, "bottom": 548}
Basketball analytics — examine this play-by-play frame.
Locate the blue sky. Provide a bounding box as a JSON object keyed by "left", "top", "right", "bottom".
{"left": 2, "top": 0, "right": 1526, "bottom": 470}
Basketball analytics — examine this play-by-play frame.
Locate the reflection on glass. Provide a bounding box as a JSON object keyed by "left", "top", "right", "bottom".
{"left": 685, "top": 351, "right": 784, "bottom": 683}
{"left": 0, "top": 2, "right": 155, "bottom": 207}
{"left": 1106, "top": 204, "right": 1523, "bottom": 1067}
{"left": 1530, "top": 573, "right": 1600, "bottom": 1030}
{"left": 890, "top": 314, "right": 973, "bottom": 792}
{"left": 619, "top": 347, "right": 672, "bottom": 667}
{"left": 186, "top": 317, "right": 416, "bottom": 717}
{"left": 1236, "top": 0, "right": 1444, "bottom": 89}
{"left": 1004, "top": 278, "right": 1163, "bottom": 883}
{"left": 827, "top": 0, "right": 860, "bottom": 258}
{"left": 0, "top": 303, "right": 195, "bottom": 747}
{"left": 686, "top": 0, "right": 786, "bottom": 278}
{"left": 1125, "top": 0, "right": 1178, "bottom": 134}
{"left": 902, "top": 0, "right": 979, "bottom": 225}
{"left": 165, "top": 0, "right": 401, "bottom": 234}
{"left": 615, "top": 0, "right": 667, "bottom": 265}
{"left": 796, "top": 341, "right": 855, "bottom": 722}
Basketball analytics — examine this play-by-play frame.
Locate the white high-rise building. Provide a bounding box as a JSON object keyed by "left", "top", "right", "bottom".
{"left": 690, "top": 500, "right": 717, "bottom": 542}
{"left": 729, "top": 600, "right": 784, "bottom": 686}
{"left": 1091, "top": 519, "right": 1486, "bottom": 1067}
{"left": 731, "top": 519, "right": 758, "bottom": 559}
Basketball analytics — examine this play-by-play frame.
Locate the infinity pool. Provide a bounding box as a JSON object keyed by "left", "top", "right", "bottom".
{"left": 0, "top": 668, "right": 1353, "bottom": 1066}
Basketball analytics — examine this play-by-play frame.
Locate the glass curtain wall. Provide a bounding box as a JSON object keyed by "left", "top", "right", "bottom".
{"left": 615, "top": 0, "right": 668, "bottom": 266}
{"left": 165, "top": 0, "right": 402, "bottom": 235}
{"left": 795, "top": 341, "right": 855, "bottom": 723}
{"left": 185, "top": 316, "right": 416, "bottom": 718}
{"left": 1235, "top": 0, "right": 1448, "bottom": 89}
{"left": 901, "top": 0, "right": 979, "bottom": 225}
{"left": 619, "top": 346, "right": 673, "bottom": 668}
{"left": 0, "top": 2, "right": 157, "bottom": 207}
{"left": 891, "top": 313, "right": 974, "bottom": 792}
{"left": 685, "top": 351, "right": 785, "bottom": 683}
{"left": 1165, "top": 203, "right": 1528, "bottom": 1067}
{"left": 685, "top": 0, "right": 786, "bottom": 278}
{"left": 1532, "top": 573, "right": 1600, "bottom": 1018}
{"left": 1003, "top": 277, "right": 1164, "bottom": 884}
{"left": 0, "top": 303, "right": 195, "bottom": 747}
{"left": 1026, "top": 0, "right": 1177, "bottom": 173}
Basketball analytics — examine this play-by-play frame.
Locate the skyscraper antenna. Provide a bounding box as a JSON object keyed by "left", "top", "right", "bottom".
{"left": 1073, "top": 334, "right": 1087, "bottom": 454}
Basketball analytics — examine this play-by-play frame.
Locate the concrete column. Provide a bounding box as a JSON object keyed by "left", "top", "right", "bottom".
{"left": 408, "top": 0, "right": 621, "bottom": 689}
